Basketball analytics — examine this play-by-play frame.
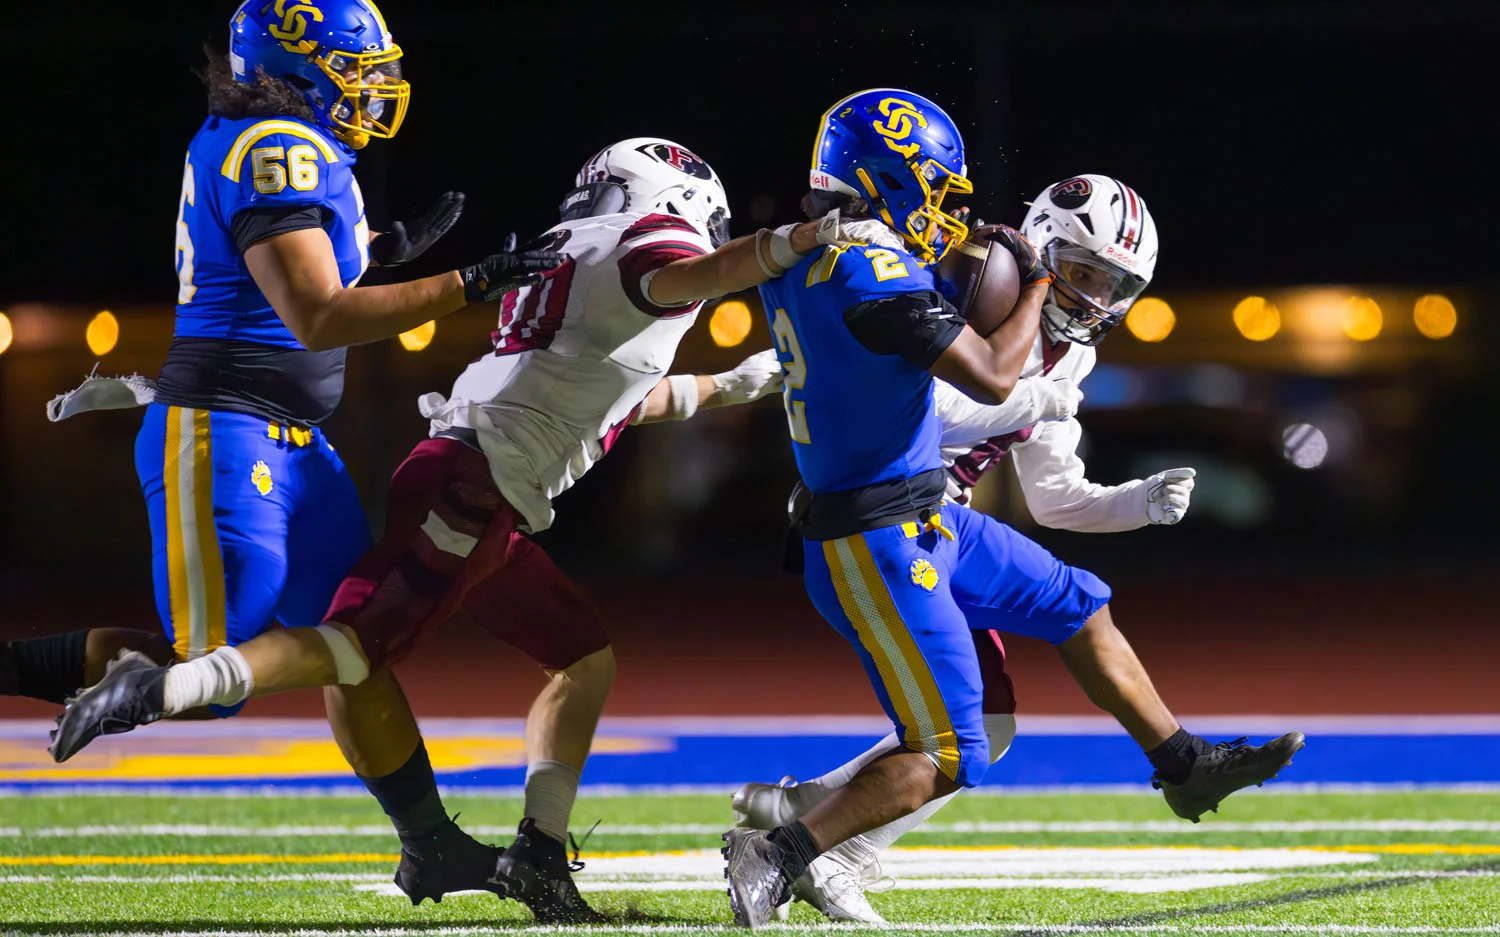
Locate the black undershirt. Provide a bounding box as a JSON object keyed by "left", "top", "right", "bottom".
{"left": 794, "top": 291, "right": 964, "bottom": 541}
{"left": 154, "top": 205, "right": 346, "bottom": 426}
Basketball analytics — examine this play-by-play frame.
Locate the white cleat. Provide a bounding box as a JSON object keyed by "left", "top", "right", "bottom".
{"left": 730, "top": 776, "right": 800, "bottom": 830}
{"left": 791, "top": 853, "right": 891, "bottom": 924}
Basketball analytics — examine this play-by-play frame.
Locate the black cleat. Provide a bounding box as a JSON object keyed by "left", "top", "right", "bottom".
{"left": 489, "top": 818, "right": 603, "bottom": 923}
{"left": 1155, "top": 731, "right": 1307, "bottom": 822}
{"left": 48, "top": 651, "right": 168, "bottom": 763}
{"left": 722, "top": 827, "right": 792, "bottom": 930}
{"left": 393, "top": 818, "right": 508, "bottom": 906}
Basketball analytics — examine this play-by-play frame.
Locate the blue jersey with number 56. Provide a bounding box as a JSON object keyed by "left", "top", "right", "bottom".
{"left": 173, "top": 115, "right": 370, "bottom": 348}
{"left": 759, "top": 242, "right": 946, "bottom": 494}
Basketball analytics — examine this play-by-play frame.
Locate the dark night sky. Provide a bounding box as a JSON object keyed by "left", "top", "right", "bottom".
{"left": 2, "top": 1, "right": 1494, "bottom": 303}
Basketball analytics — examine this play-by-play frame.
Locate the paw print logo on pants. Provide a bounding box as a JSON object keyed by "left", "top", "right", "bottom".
{"left": 251, "top": 460, "right": 274, "bottom": 497}
{"left": 910, "top": 558, "right": 939, "bottom": 592}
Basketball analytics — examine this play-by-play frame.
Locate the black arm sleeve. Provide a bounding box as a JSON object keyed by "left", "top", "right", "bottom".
{"left": 842, "top": 289, "right": 965, "bottom": 369}
{"left": 230, "top": 204, "right": 334, "bottom": 255}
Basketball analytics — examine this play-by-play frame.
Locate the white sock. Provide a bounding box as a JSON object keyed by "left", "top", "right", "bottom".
{"left": 524, "top": 759, "right": 580, "bottom": 845}
{"left": 787, "top": 733, "right": 901, "bottom": 817}
{"left": 161, "top": 646, "right": 254, "bottom": 715}
{"left": 822, "top": 714, "right": 1019, "bottom": 870}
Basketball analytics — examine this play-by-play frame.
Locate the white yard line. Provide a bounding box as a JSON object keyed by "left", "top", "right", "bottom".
{"left": 1, "top": 924, "right": 1495, "bottom": 936}
{"left": 7, "top": 782, "right": 1500, "bottom": 799}
{"left": 3, "top": 820, "right": 1498, "bottom": 838}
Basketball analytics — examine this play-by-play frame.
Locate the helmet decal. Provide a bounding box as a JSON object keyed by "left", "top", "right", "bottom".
{"left": 1049, "top": 177, "right": 1093, "bottom": 210}
{"left": 638, "top": 142, "right": 713, "bottom": 180}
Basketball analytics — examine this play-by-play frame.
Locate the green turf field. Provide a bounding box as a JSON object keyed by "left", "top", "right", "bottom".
{"left": 2, "top": 790, "right": 1497, "bottom": 935}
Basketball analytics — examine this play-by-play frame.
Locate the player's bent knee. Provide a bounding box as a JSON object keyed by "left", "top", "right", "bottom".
{"left": 984, "top": 713, "right": 1017, "bottom": 764}
{"left": 554, "top": 644, "right": 615, "bottom": 692}
{"left": 926, "top": 735, "right": 989, "bottom": 790}
{"left": 315, "top": 625, "right": 369, "bottom": 686}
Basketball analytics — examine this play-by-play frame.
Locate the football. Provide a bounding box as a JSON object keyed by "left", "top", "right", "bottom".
{"left": 938, "top": 224, "right": 1022, "bottom": 336}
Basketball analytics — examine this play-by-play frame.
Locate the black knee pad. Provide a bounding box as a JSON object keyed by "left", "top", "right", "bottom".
{"left": 0, "top": 630, "right": 90, "bottom": 704}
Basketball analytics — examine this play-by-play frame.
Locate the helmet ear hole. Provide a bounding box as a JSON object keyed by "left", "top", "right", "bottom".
{"left": 878, "top": 171, "right": 905, "bottom": 191}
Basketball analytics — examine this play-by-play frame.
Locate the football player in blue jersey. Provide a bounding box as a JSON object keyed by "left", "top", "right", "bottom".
{"left": 13, "top": 0, "right": 556, "bottom": 897}
{"left": 721, "top": 89, "right": 1304, "bottom": 928}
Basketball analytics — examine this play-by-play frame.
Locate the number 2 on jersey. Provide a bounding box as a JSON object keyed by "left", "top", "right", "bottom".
{"left": 866, "top": 248, "right": 909, "bottom": 282}
{"left": 771, "top": 308, "right": 811, "bottom": 444}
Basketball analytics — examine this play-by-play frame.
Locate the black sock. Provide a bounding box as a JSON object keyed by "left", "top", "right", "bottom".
{"left": 0, "top": 631, "right": 91, "bottom": 704}
{"left": 1146, "top": 728, "right": 1212, "bottom": 785}
{"left": 359, "top": 740, "right": 449, "bottom": 842}
{"left": 766, "top": 821, "right": 822, "bottom": 882}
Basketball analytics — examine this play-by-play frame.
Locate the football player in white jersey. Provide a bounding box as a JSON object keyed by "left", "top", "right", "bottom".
{"left": 654, "top": 176, "right": 1297, "bottom": 923}
{"left": 50, "top": 138, "right": 834, "bottom": 922}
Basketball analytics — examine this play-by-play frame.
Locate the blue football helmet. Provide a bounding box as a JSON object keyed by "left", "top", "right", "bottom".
{"left": 810, "top": 89, "right": 972, "bottom": 262}
{"left": 229, "top": 0, "right": 410, "bottom": 149}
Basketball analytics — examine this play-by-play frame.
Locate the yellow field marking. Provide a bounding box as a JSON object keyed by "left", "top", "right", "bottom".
{"left": 0, "top": 734, "right": 668, "bottom": 782}
{"left": 1309, "top": 844, "right": 1500, "bottom": 856}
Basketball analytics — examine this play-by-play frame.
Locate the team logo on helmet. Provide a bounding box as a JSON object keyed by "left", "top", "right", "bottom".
{"left": 268, "top": 0, "right": 325, "bottom": 52}
{"left": 639, "top": 143, "right": 713, "bottom": 180}
{"left": 1049, "top": 177, "right": 1093, "bottom": 209}
{"left": 871, "top": 97, "right": 928, "bottom": 159}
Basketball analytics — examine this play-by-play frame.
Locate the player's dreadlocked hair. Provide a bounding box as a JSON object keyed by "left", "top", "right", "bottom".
{"left": 199, "top": 46, "right": 317, "bottom": 123}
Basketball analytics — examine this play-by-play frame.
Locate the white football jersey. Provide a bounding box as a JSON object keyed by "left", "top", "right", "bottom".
{"left": 419, "top": 210, "right": 711, "bottom": 533}
{"left": 932, "top": 334, "right": 1153, "bottom": 532}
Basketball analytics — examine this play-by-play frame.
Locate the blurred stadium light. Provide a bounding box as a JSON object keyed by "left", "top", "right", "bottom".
{"left": 85, "top": 310, "right": 119, "bottom": 356}
{"left": 1233, "top": 296, "right": 1281, "bottom": 341}
{"left": 398, "top": 320, "right": 436, "bottom": 352}
{"left": 1413, "top": 294, "right": 1457, "bottom": 339}
{"left": 1125, "top": 297, "right": 1175, "bottom": 342}
{"left": 709, "top": 300, "right": 753, "bottom": 348}
{"left": 0, "top": 312, "right": 11, "bottom": 356}
{"left": 1340, "top": 296, "right": 1383, "bottom": 341}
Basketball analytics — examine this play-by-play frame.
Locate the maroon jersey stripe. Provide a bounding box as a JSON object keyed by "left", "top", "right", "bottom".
{"left": 619, "top": 240, "right": 708, "bottom": 318}
{"left": 618, "top": 212, "right": 702, "bottom": 246}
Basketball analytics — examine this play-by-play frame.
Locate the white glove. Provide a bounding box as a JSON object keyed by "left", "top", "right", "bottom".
{"left": 1145, "top": 467, "right": 1197, "bottom": 525}
{"left": 711, "top": 349, "right": 785, "bottom": 405}
{"left": 1034, "top": 377, "right": 1083, "bottom": 424}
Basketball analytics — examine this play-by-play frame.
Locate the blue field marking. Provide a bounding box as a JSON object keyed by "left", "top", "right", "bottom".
{"left": 1, "top": 717, "right": 1496, "bottom": 793}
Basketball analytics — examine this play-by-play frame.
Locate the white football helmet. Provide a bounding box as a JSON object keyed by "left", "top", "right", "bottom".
{"left": 1021, "top": 174, "right": 1158, "bottom": 345}
{"left": 576, "top": 137, "right": 731, "bottom": 246}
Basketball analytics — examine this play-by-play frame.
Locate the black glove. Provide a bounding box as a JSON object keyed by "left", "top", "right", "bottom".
{"left": 369, "top": 192, "right": 466, "bottom": 268}
{"left": 984, "top": 224, "right": 1053, "bottom": 286}
{"left": 459, "top": 233, "right": 564, "bottom": 303}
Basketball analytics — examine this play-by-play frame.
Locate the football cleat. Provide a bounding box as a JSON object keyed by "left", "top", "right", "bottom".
{"left": 1154, "top": 732, "right": 1307, "bottom": 822}
{"left": 792, "top": 852, "right": 890, "bottom": 924}
{"left": 722, "top": 827, "right": 792, "bottom": 930}
{"left": 731, "top": 776, "right": 800, "bottom": 830}
{"left": 393, "top": 818, "right": 507, "bottom": 905}
{"left": 489, "top": 818, "right": 603, "bottom": 924}
{"left": 48, "top": 651, "right": 167, "bottom": 763}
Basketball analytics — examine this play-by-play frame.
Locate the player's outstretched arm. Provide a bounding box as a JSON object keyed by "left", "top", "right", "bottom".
{"left": 245, "top": 229, "right": 559, "bottom": 351}
{"left": 635, "top": 349, "right": 784, "bottom": 424}
{"left": 647, "top": 215, "right": 838, "bottom": 306}
{"left": 935, "top": 376, "right": 1082, "bottom": 448}
{"left": 1010, "top": 419, "right": 1197, "bottom": 531}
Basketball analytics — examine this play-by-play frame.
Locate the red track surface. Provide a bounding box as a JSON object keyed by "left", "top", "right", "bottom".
{"left": 4, "top": 576, "right": 1497, "bottom": 719}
